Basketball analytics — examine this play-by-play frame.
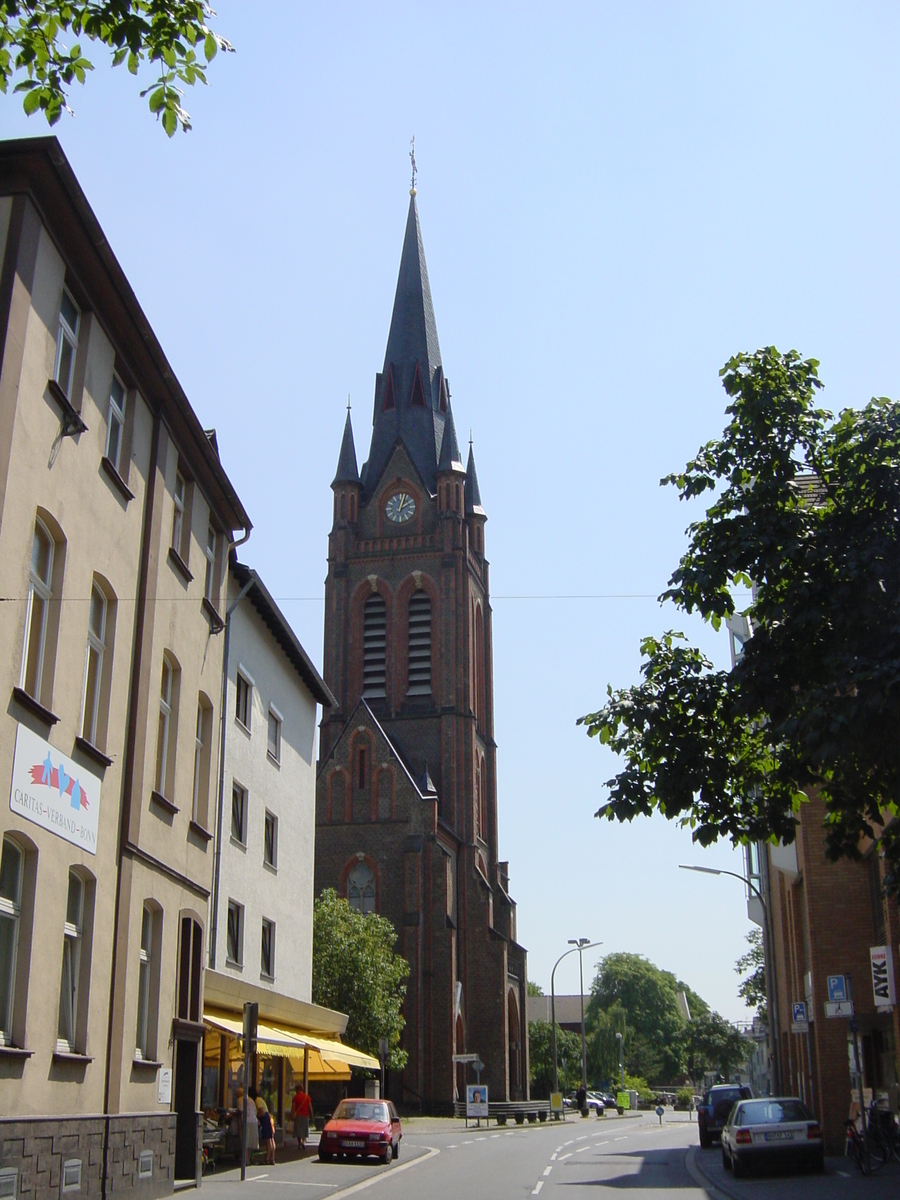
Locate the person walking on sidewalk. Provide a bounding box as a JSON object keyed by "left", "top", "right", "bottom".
{"left": 291, "top": 1083, "right": 314, "bottom": 1150}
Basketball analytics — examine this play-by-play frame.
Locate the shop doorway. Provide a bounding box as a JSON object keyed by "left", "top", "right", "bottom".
{"left": 174, "top": 1037, "right": 199, "bottom": 1179}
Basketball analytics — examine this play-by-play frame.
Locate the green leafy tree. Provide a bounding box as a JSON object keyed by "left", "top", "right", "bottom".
{"left": 0, "top": 1, "right": 233, "bottom": 135}
{"left": 587, "top": 953, "right": 686, "bottom": 1083}
{"left": 312, "top": 889, "right": 410, "bottom": 1072}
{"left": 527, "top": 980, "right": 544, "bottom": 996}
{"left": 682, "top": 1011, "right": 750, "bottom": 1084}
{"left": 735, "top": 929, "right": 766, "bottom": 1022}
{"left": 528, "top": 1019, "right": 582, "bottom": 1097}
{"left": 586, "top": 1000, "right": 628, "bottom": 1087}
{"left": 579, "top": 348, "right": 900, "bottom": 894}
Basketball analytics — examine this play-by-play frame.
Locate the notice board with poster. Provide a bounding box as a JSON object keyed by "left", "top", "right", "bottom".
{"left": 467, "top": 1085, "right": 488, "bottom": 1118}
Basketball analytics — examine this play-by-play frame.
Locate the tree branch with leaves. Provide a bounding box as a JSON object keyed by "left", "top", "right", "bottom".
{"left": 0, "top": 1, "right": 233, "bottom": 134}
{"left": 580, "top": 348, "right": 900, "bottom": 894}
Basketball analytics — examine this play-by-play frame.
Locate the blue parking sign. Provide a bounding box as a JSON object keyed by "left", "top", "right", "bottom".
{"left": 792, "top": 1002, "right": 807, "bottom": 1023}
{"left": 827, "top": 975, "right": 847, "bottom": 1003}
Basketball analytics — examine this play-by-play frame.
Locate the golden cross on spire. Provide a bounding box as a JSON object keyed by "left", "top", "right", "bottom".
{"left": 409, "top": 136, "right": 417, "bottom": 196}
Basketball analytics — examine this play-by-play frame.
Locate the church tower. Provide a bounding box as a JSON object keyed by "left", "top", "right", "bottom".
{"left": 314, "top": 188, "right": 529, "bottom": 1109}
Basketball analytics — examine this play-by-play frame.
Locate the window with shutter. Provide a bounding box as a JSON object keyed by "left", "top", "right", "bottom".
{"left": 363, "top": 595, "right": 387, "bottom": 698}
{"left": 407, "top": 590, "right": 431, "bottom": 695}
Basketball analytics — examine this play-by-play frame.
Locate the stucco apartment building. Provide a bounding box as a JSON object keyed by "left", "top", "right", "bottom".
{"left": 0, "top": 137, "right": 251, "bottom": 1196}
{"left": 203, "top": 562, "right": 360, "bottom": 1128}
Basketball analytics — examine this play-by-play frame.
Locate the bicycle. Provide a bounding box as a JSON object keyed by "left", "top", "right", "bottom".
{"left": 845, "top": 1109, "right": 891, "bottom": 1174}
{"left": 867, "top": 1102, "right": 900, "bottom": 1165}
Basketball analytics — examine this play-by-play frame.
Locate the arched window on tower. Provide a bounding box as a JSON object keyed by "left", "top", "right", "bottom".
{"left": 479, "top": 757, "right": 488, "bottom": 841}
{"left": 407, "top": 590, "right": 431, "bottom": 696}
{"left": 363, "top": 594, "right": 387, "bottom": 698}
{"left": 347, "top": 862, "right": 376, "bottom": 914}
{"left": 474, "top": 604, "right": 485, "bottom": 728}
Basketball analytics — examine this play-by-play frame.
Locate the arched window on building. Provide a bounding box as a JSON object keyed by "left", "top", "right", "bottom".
{"left": 407, "top": 590, "right": 431, "bottom": 696}
{"left": 363, "top": 594, "right": 387, "bottom": 698}
{"left": 479, "top": 757, "right": 488, "bottom": 841}
{"left": 347, "top": 862, "right": 376, "bottom": 914}
{"left": 474, "top": 604, "right": 485, "bottom": 727}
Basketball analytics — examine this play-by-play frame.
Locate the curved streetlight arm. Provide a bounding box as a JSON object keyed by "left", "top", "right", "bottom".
{"left": 551, "top": 940, "right": 602, "bottom": 1096}
{"left": 678, "top": 864, "right": 766, "bottom": 913}
{"left": 679, "top": 861, "right": 781, "bottom": 1094}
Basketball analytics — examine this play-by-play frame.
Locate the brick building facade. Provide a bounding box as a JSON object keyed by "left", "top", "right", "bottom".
{"left": 765, "top": 795, "right": 900, "bottom": 1154}
{"left": 314, "top": 189, "right": 529, "bottom": 1110}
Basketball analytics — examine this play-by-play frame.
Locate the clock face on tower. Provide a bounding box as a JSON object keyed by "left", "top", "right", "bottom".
{"left": 385, "top": 491, "right": 416, "bottom": 524}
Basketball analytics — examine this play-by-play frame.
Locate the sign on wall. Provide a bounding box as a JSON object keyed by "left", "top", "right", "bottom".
{"left": 9, "top": 724, "right": 101, "bottom": 854}
{"left": 870, "top": 946, "right": 896, "bottom": 1012}
{"left": 790, "top": 1001, "right": 809, "bottom": 1033}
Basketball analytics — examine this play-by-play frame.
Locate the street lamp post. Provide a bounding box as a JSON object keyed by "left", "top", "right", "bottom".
{"left": 551, "top": 940, "right": 602, "bottom": 1095}
{"left": 679, "top": 863, "right": 782, "bottom": 1095}
{"left": 615, "top": 1030, "right": 624, "bottom": 1092}
{"left": 569, "top": 938, "right": 591, "bottom": 1097}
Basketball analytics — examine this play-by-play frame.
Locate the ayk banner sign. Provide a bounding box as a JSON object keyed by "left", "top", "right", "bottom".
{"left": 870, "top": 945, "right": 896, "bottom": 1011}
{"left": 9, "top": 724, "right": 101, "bottom": 854}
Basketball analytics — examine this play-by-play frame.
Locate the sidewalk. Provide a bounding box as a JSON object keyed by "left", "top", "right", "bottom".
{"left": 689, "top": 1144, "right": 900, "bottom": 1200}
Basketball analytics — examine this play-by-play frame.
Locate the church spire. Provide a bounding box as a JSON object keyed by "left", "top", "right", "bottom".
{"left": 361, "top": 191, "right": 446, "bottom": 496}
{"left": 465, "top": 440, "right": 485, "bottom": 515}
{"left": 332, "top": 406, "right": 359, "bottom": 485}
{"left": 437, "top": 401, "right": 464, "bottom": 473}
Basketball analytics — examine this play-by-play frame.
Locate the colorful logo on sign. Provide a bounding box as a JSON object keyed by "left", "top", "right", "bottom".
{"left": 29, "top": 751, "right": 90, "bottom": 811}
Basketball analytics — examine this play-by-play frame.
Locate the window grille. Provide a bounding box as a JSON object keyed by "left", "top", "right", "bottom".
{"left": 408, "top": 590, "right": 431, "bottom": 695}
{"left": 363, "top": 595, "right": 387, "bottom": 697}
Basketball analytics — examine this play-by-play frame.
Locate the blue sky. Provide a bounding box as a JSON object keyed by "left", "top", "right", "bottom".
{"left": 4, "top": 1, "right": 899, "bottom": 1021}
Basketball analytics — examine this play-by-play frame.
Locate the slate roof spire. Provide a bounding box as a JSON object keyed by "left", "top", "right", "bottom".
{"left": 465, "top": 438, "right": 485, "bottom": 515}
{"left": 361, "top": 191, "right": 447, "bottom": 496}
{"left": 437, "top": 401, "right": 464, "bottom": 472}
{"left": 332, "top": 406, "right": 359, "bottom": 485}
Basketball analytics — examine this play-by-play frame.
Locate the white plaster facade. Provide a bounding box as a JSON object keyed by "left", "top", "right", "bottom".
{"left": 210, "top": 564, "right": 333, "bottom": 1004}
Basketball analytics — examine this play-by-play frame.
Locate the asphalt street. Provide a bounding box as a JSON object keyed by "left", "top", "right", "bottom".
{"left": 201, "top": 1110, "right": 900, "bottom": 1200}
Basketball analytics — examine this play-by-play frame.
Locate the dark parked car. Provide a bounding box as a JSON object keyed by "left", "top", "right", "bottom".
{"left": 698, "top": 1084, "right": 753, "bottom": 1148}
{"left": 721, "top": 1097, "right": 824, "bottom": 1176}
{"left": 318, "top": 1100, "right": 402, "bottom": 1164}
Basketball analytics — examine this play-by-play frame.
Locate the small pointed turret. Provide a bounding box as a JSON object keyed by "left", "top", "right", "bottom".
{"left": 465, "top": 442, "right": 485, "bottom": 516}
{"left": 437, "top": 402, "right": 464, "bottom": 473}
{"left": 332, "top": 408, "right": 359, "bottom": 485}
{"left": 420, "top": 762, "right": 438, "bottom": 797}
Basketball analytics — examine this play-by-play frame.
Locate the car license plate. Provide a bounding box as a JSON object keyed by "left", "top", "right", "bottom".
{"left": 342, "top": 1140, "right": 365, "bottom": 1148}
{"left": 764, "top": 1131, "right": 793, "bottom": 1141}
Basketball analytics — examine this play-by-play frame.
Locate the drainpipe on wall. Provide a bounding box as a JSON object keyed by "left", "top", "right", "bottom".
{"left": 208, "top": 559, "right": 254, "bottom": 970}
{"left": 760, "top": 845, "right": 782, "bottom": 1095}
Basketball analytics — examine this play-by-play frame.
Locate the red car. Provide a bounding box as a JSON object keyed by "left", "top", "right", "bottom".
{"left": 318, "top": 1100, "right": 402, "bottom": 1164}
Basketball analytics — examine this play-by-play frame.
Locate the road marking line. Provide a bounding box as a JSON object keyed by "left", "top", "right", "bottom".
{"left": 543, "top": 1166, "right": 553, "bottom": 1176}
{"left": 576, "top": 1147, "right": 590, "bottom": 1154}
{"left": 532, "top": 1183, "right": 543, "bottom": 1195}
{"left": 463, "top": 1140, "right": 473, "bottom": 1145}
{"left": 447, "top": 1144, "right": 458, "bottom": 1149}
{"left": 615, "top": 1136, "right": 627, "bottom": 1141}
{"left": 491, "top": 1134, "right": 500, "bottom": 1139}
{"left": 559, "top": 1152, "right": 572, "bottom": 1160}
{"left": 563, "top": 1139, "right": 574, "bottom": 1146}
{"left": 550, "top": 1153, "right": 557, "bottom": 1161}
{"left": 247, "top": 1184, "right": 338, "bottom": 1190}
{"left": 324, "top": 1145, "right": 440, "bottom": 1200}
{"left": 576, "top": 1135, "right": 587, "bottom": 1141}
{"left": 594, "top": 1139, "right": 609, "bottom": 1146}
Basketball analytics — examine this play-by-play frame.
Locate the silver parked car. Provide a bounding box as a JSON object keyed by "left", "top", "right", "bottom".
{"left": 721, "top": 1097, "right": 824, "bottom": 1177}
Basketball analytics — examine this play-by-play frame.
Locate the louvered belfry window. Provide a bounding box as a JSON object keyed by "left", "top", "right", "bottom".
{"left": 408, "top": 590, "right": 432, "bottom": 696}
{"left": 363, "top": 594, "right": 387, "bottom": 697}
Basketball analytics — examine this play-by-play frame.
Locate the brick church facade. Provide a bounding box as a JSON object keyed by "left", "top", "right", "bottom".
{"left": 314, "top": 188, "right": 529, "bottom": 1110}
